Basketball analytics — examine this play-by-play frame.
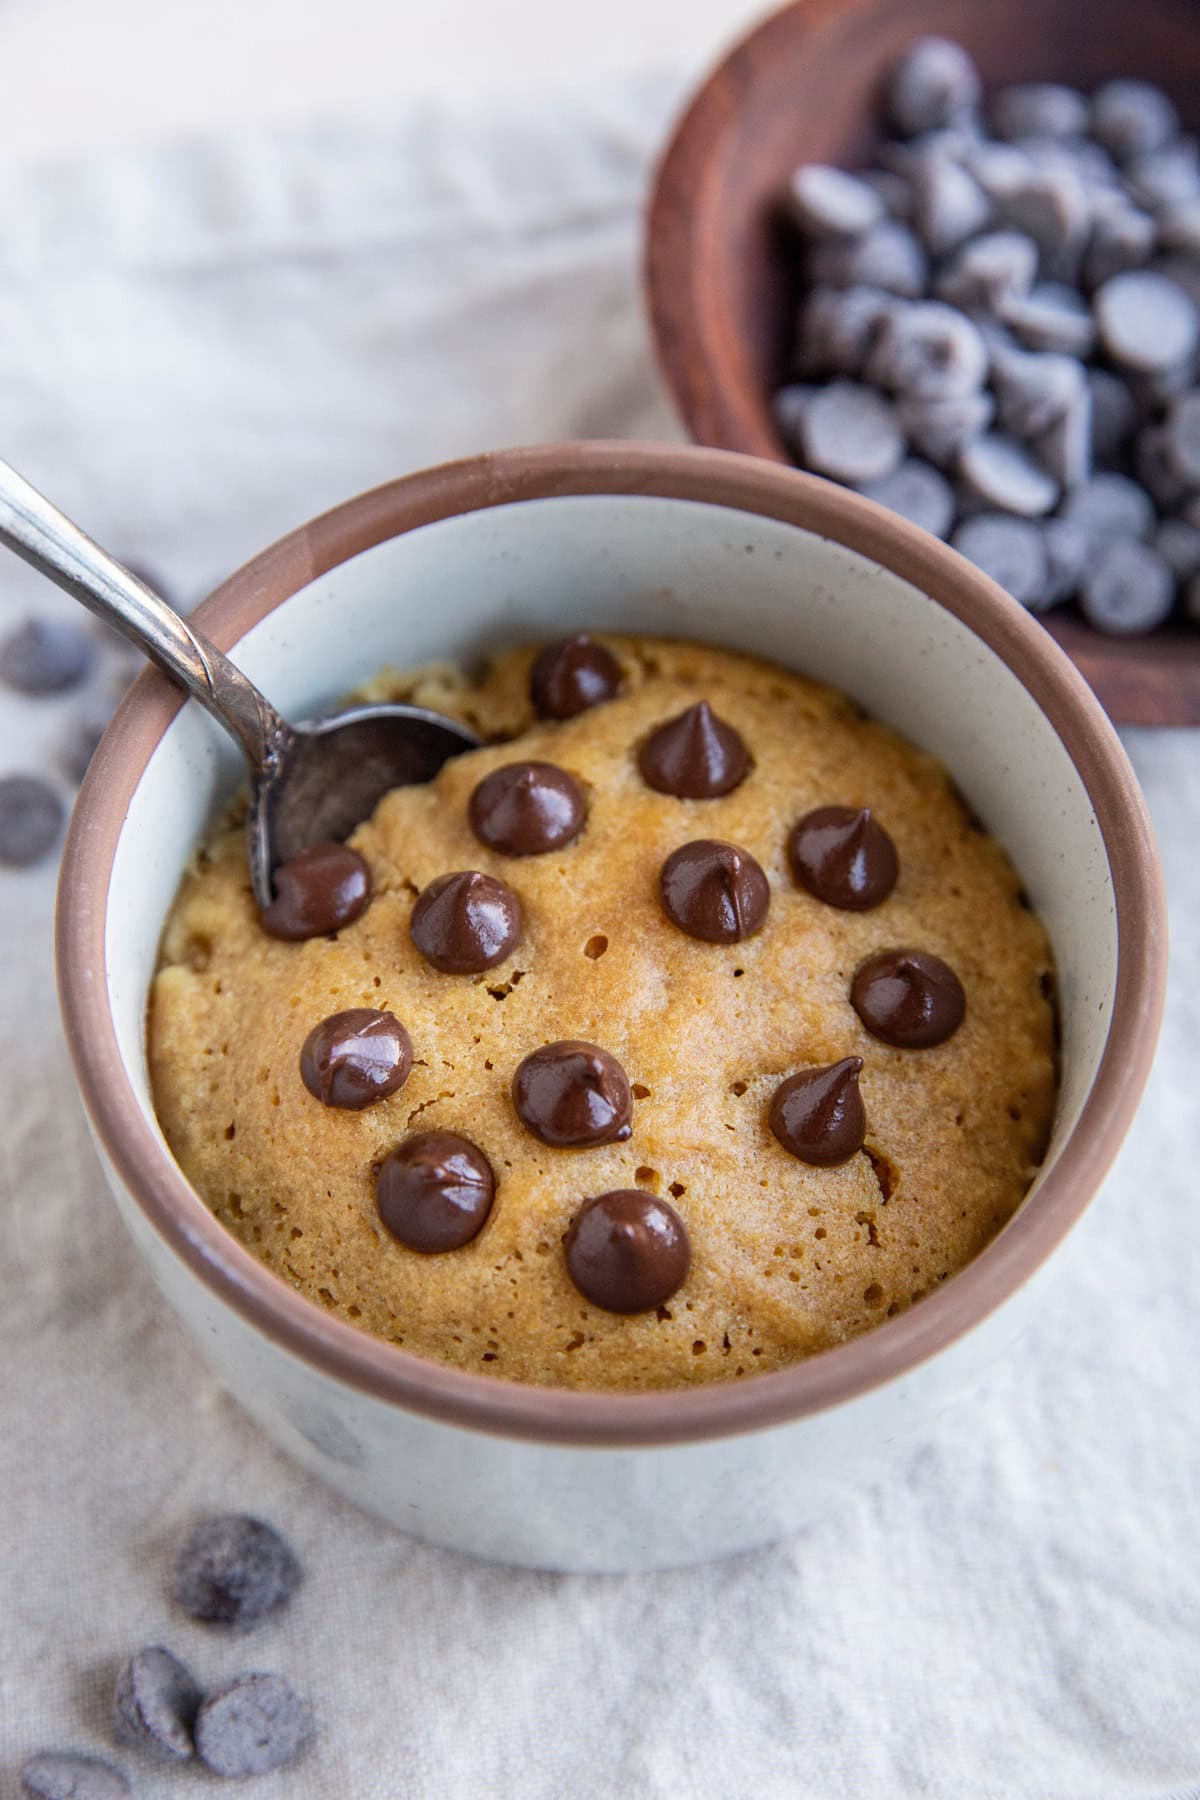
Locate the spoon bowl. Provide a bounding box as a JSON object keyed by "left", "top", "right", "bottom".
{"left": 0, "top": 459, "right": 480, "bottom": 905}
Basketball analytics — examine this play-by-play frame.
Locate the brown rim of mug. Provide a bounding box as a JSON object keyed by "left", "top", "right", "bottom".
{"left": 56, "top": 442, "right": 1166, "bottom": 1449}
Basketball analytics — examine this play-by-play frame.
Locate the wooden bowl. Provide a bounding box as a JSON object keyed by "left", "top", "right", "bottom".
{"left": 646, "top": 0, "right": 1200, "bottom": 725}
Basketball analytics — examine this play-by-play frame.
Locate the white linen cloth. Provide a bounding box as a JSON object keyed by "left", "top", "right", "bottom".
{"left": 0, "top": 82, "right": 1197, "bottom": 1800}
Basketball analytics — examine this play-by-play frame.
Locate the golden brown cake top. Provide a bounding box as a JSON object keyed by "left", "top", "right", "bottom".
{"left": 149, "top": 635, "right": 1056, "bottom": 1390}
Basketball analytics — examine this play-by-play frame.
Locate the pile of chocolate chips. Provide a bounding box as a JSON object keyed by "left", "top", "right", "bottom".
{"left": 775, "top": 40, "right": 1200, "bottom": 635}
{"left": 261, "top": 636, "right": 969, "bottom": 1325}
{"left": 20, "top": 1514, "right": 313, "bottom": 1797}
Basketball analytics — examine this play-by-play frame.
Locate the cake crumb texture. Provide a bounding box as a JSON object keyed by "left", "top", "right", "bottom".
{"left": 149, "top": 636, "right": 1056, "bottom": 1390}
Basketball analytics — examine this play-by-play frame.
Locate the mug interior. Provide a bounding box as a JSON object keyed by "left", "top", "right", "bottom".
{"left": 107, "top": 490, "right": 1113, "bottom": 1226}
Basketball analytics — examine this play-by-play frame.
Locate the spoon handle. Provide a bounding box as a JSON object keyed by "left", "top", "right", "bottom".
{"left": 0, "top": 457, "right": 289, "bottom": 771}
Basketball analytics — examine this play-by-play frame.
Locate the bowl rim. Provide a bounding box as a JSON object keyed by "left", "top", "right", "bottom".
{"left": 56, "top": 440, "right": 1167, "bottom": 1449}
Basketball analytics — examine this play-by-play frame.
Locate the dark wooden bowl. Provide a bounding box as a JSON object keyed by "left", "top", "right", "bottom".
{"left": 646, "top": 0, "right": 1200, "bottom": 725}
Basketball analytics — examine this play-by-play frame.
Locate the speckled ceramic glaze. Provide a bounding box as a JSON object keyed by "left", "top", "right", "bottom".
{"left": 57, "top": 444, "right": 1166, "bottom": 1571}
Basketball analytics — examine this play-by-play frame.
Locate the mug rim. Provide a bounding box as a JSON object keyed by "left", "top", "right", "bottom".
{"left": 56, "top": 440, "right": 1167, "bottom": 1448}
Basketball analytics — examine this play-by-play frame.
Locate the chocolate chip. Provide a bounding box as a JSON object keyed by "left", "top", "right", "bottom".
{"left": 911, "top": 157, "right": 990, "bottom": 255}
{"left": 1125, "top": 141, "right": 1200, "bottom": 214}
{"left": 638, "top": 701, "right": 750, "bottom": 799}
{"left": 936, "top": 229, "right": 1038, "bottom": 311}
{"left": 1135, "top": 425, "right": 1191, "bottom": 512}
{"left": 992, "top": 348, "right": 1085, "bottom": 440}
{"left": 0, "top": 774, "right": 64, "bottom": 867}
{"left": 769, "top": 1057, "right": 867, "bottom": 1165}
{"left": 1034, "top": 390, "right": 1092, "bottom": 490}
{"left": 659, "top": 839, "right": 770, "bottom": 944}
{"left": 564, "top": 1190, "right": 690, "bottom": 1313}
{"left": 798, "top": 380, "right": 906, "bottom": 484}
{"left": 260, "top": 841, "right": 371, "bottom": 940}
{"left": 787, "top": 163, "right": 884, "bottom": 238}
{"left": 530, "top": 634, "right": 621, "bottom": 719}
{"left": 867, "top": 304, "right": 988, "bottom": 399}
{"left": 899, "top": 389, "right": 994, "bottom": 464}
{"left": 959, "top": 433, "right": 1060, "bottom": 517}
{"left": 810, "top": 222, "right": 928, "bottom": 297}
{"left": 1061, "top": 472, "right": 1155, "bottom": 546}
{"left": 1038, "top": 518, "right": 1090, "bottom": 609}
{"left": 194, "top": 1674, "right": 314, "bottom": 1780}
{"left": 1094, "top": 271, "right": 1199, "bottom": 373}
{"left": 376, "top": 1131, "right": 495, "bottom": 1251}
{"left": 857, "top": 459, "right": 955, "bottom": 537}
{"left": 0, "top": 616, "right": 95, "bottom": 695}
{"left": 513, "top": 1040, "right": 633, "bottom": 1147}
{"left": 794, "top": 286, "right": 894, "bottom": 377}
{"left": 952, "top": 514, "right": 1048, "bottom": 605}
{"left": 1083, "top": 198, "right": 1156, "bottom": 289}
{"left": 113, "top": 1646, "right": 202, "bottom": 1763}
{"left": 1079, "top": 539, "right": 1175, "bottom": 635}
{"left": 410, "top": 870, "right": 522, "bottom": 972}
{"left": 300, "top": 1008, "right": 412, "bottom": 1109}
{"left": 851, "top": 949, "right": 966, "bottom": 1048}
{"left": 469, "top": 761, "right": 586, "bottom": 855}
{"left": 1091, "top": 80, "right": 1178, "bottom": 162}
{"left": 1003, "top": 282, "right": 1096, "bottom": 357}
{"left": 991, "top": 83, "right": 1088, "bottom": 143}
{"left": 774, "top": 382, "right": 821, "bottom": 450}
{"left": 172, "top": 1514, "right": 302, "bottom": 1629}
{"left": 20, "top": 1754, "right": 131, "bottom": 1800}
{"left": 788, "top": 806, "right": 899, "bottom": 910}
{"left": 889, "top": 37, "right": 981, "bottom": 136}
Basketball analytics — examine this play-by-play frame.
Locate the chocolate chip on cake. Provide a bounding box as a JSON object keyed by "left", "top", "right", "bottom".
{"left": 469, "top": 761, "right": 586, "bottom": 855}
{"left": 0, "top": 615, "right": 95, "bottom": 695}
{"left": 769, "top": 1058, "right": 867, "bottom": 1165}
{"left": 20, "top": 1754, "right": 131, "bottom": 1800}
{"left": 852, "top": 949, "right": 966, "bottom": 1048}
{"left": 410, "top": 870, "right": 522, "bottom": 972}
{"left": 788, "top": 806, "right": 899, "bottom": 910}
{"left": 172, "top": 1514, "right": 302, "bottom": 1629}
{"left": 638, "top": 700, "right": 751, "bottom": 798}
{"left": 376, "top": 1132, "right": 495, "bottom": 1251}
{"left": 194, "top": 1674, "right": 314, "bottom": 1780}
{"left": 260, "top": 841, "right": 371, "bottom": 940}
{"left": 564, "top": 1190, "right": 690, "bottom": 1313}
{"left": 530, "top": 634, "right": 622, "bottom": 719}
{"left": 300, "top": 1009, "right": 413, "bottom": 1109}
{"left": 113, "top": 1646, "right": 202, "bottom": 1763}
{"left": 513, "top": 1040, "right": 633, "bottom": 1147}
{"left": 0, "top": 774, "right": 64, "bottom": 867}
{"left": 659, "top": 840, "right": 770, "bottom": 944}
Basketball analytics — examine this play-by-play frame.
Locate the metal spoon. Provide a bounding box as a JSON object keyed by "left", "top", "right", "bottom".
{"left": 0, "top": 458, "right": 481, "bottom": 906}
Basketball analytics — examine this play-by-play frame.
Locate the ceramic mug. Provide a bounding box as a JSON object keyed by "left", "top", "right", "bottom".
{"left": 57, "top": 443, "right": 1166, "bottom": 1573}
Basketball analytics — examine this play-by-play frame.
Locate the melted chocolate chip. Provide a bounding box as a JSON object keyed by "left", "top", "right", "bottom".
{"left": 410, "top": 871, "right": 522, "bottom": 973}
{"left": 469, "top": 761, "right": 586, "bottom": 856}
{"left": 788, "top": 806, "right": 899, "bottom": 910}
{"left": 260, "top": 842, "right": 371, "bottom": 940}
{"left": 375, "top": 1131, "right": 495, "bottom": 1252}
{"left": 530, "top": 634, "right": 622, "bottom": 719}
{"left": 299, "top": 1009, "right": 412, "bottom": 1109}
{"left": 512, "top": 1040, "right": 633, "bottom": 1147}
{"left": 564, "top": 1190, "right": 690, "bottom": 1313}
{"left": 851, "top": 950, "right": 966, "bottom": 1048}
{"left": 659, "top": 840, "right": 770, "bottom": 943}
{"left": 638, "top": 701, "right": 751, "bottom": 798}
{"left": 769, "top": 1057, "right": 866, "bottom": 1165}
